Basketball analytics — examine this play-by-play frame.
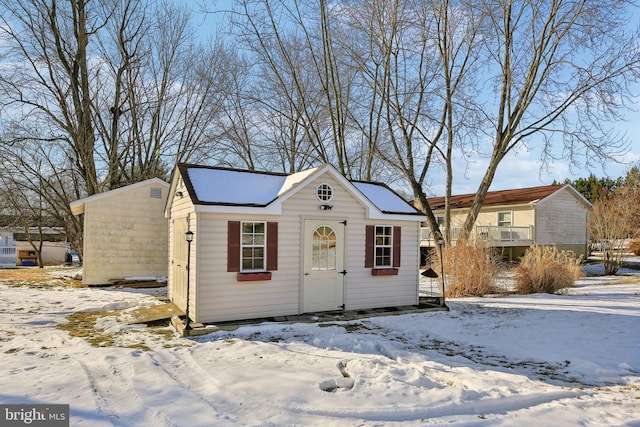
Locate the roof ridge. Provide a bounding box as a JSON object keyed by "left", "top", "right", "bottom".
{"left": 177, "top": 163, "right": 289, "bottom": 177}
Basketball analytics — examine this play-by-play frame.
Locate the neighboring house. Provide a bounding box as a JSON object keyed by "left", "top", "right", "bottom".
{"left": 421, "top": 184, "right": 593, "bottom": 260}
{"left": 0, "top": 229, "right": 16, "bottom": 264}
{"left": 70, "top": 178, "right": 170, "bottom": 286}
{"left": 14, "top": 228, "right": 68, "bottom": 266}
{"left": 166, "top": 163, "right": 425, "bottom": 324}
{"left": 0, "top": 227, "right": 67, "bottom": 266}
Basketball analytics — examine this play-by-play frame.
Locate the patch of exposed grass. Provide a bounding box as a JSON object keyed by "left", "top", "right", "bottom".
{"left": 123, "top": 343, "right": 152, "bottom": 351}
{"left": 58, "top": 311, "right": 114, "bottom": 347}
{"left": 611, "top": 275, "right": 640, "bottom": 285}
{"left": 628, "top": 240, "right": 640, "bottom": 256}
{"left": 319, "top": 322, "right": 386, "bottom": 334}
{"left": 58, "top": 311, "right": 188, "bottom": 350}
{"left": 0, "top": 267, "right": 83, "bottom": 289}
{"left": 0, "top": 276, "right": 80, "bottom": 289}
{"left": 0, "top": 329, "right": 16, "bottom": 342}
{"left": 147, "top": 326, "right": 190, "bottom": 348}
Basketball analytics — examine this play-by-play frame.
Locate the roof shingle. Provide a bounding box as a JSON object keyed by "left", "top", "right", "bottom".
{"left": 427, "top": 184, "right": 566, "bottom": 210}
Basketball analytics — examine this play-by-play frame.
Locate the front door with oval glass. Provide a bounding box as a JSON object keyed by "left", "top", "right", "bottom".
{"left": 303, "top": 220, "right": 345, "bottom": 312}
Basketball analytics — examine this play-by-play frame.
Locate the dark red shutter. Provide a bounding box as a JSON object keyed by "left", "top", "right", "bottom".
{"left": 393, "top": 226, "right": 401, "bottom": 268}
{"left": 266, "top": 222, "right": 278, "bottom": 271}
{"left": 365, "top": 225, "right": 375, "bottom": 268}
{"left": 227, "top": 221, "right": 240, "bottom": 272}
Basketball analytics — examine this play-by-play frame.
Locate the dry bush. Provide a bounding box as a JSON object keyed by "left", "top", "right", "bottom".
{"left": 434, "top": 243, "right": 500, "bottom": 298}
{"left": 514, "top": 245, "right": 582, "bottom": 294}
{"left": 628, "top": 239, "right": 640, "bottom": 256}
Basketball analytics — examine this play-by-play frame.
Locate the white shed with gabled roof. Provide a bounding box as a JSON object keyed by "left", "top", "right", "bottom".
{"left": 70, "top": 178, "right": 170, "bottom": 286}
{"left": 166, "top": 163, "right": 425, "bottom": 324}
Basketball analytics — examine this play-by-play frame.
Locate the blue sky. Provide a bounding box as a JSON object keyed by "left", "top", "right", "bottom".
{"left": 190, "top": 1, "right": 640, "bottom": 196}
{"left": 435, "top": 125, "right": 640, "bottom": 195}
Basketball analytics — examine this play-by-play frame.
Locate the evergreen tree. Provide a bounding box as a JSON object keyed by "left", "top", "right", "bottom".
{"left": 557, "top": 174, "right": 622, "bottom": 203}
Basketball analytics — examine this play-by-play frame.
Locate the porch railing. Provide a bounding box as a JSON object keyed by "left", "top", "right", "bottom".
{"left": 0, "top": 246, "right": 16, "bottom": 263}
{"left": 420, "top": 225, "right": 534, "bottom": 246}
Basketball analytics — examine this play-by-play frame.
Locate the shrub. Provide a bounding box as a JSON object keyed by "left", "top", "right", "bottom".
{"left": 628, "top": 239, "right": 640, "bottom": 256}
{"left": 434, "top": 243, "right": 500, "bottom": 298}
{"left": 514, "top": 245, "right": 582, "bottom": 294}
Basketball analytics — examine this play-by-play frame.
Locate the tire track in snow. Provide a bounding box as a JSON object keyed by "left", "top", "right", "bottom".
{"left": 77, "top": 356, "right": 179, "bottom": 427}
{"left": 144, "top": 349, "right": 245, "bottom": 425}
{"left": 77, "top": 360, "right": 119, "bottom": 426}
{"left": 287, "top": 390, "right": 586, "bottom": 423}
{"left": 123, "top": 350, "right": 239, "bottom": 426}
{"left": 147, "top": 348, "right": 223, "bottom": 397}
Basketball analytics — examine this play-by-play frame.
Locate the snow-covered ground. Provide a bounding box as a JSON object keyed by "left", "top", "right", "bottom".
{"left": 1, "top": 262, "right": 639, "bottom": 426}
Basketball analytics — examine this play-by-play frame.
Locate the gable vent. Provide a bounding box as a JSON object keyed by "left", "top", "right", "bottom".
{"left": 150, "top": 187, "right": 162, "bottom": 199}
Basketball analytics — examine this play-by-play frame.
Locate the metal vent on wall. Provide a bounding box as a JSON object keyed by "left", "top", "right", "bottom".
{"left": 150, "top": 188, "right": 162, "bottom": 199}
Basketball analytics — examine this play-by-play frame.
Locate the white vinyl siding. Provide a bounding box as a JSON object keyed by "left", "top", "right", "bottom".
{"left": 535, "top": 190, "right": 590, "bottom": 247}
{"left": 189, "top": 172, "right": 420, "bottom": 323}
{"left": 347, "top": 221, "right": 419, "bottom": 310}
{"left": 81, "top": 180, "right": 169, "bottom": 286}
{"left": 194, "top": 213, "right": 293, "bottom": 322}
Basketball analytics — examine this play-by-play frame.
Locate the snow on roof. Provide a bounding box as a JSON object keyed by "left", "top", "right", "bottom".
{"left": 186, "top": 167, "right": 287, "bottom": 206}
{"left": 277, "top": 167, "right": 321, "bottom": 197}
{"left": 181, "top": 164, "right": 421, "bottom": 215}
{"left": 353, "top": 181, "right": 419, "bottom": 214}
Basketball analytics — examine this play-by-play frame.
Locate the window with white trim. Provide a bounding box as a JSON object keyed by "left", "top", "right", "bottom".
{"left": 497, "top": 211, "right": 512, "bottom": 227}
{"left": 241, "top": 221, "right": 266, "bottom": 271}
{"left": 374, "top": 225, "right": 393, "bottom": 267}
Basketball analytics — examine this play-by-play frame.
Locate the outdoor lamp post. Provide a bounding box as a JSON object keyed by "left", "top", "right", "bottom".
{"left": 437, "top": 237, "right": 447, "bottom": 308}
{"left": 184, "top": 230, "right": 194, "bottom": 334}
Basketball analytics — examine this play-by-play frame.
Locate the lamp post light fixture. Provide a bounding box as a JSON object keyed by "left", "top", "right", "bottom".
{"left": 437, "top": 237, "right": 447, "bottom": 308}
{"left": 184, "top": 230, "right": 194, "bottom": 335}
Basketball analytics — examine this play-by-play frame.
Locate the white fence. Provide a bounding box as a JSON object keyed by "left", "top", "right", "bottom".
{"left": 0, "top": 246, "right": 16, "bottom": 264}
